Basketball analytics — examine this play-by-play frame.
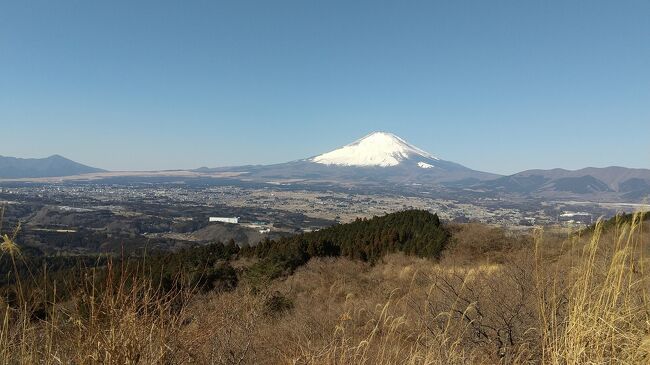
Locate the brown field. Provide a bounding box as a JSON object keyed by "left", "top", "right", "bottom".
{"left": 1, "top": 215, "right": 649, "bottom": 364}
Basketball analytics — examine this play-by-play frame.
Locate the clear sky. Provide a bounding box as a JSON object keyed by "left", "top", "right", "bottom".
{"left": 1, "top": 1, "right": 649, "bottom": 174}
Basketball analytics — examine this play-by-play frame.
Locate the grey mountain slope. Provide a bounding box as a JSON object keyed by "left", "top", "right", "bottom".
{"left": 0, "top": 155, "right": 105, "bottom": 178}
{"left": 202, "top": 158, "right": 498, "bottom": 185}
{"left": 473, "top": 166, "right": 650, "bottom": 200}
{"left": 513, "top": 167, "right": 650, "bottom": 189}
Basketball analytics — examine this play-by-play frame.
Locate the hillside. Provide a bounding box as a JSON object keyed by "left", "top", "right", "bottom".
{"left": 243, "top": 210, "right": 448, "bottom": 280}
{"left": 1, "top": 210, "right": 647, "bottom": 364}
{"left": 118, "top": 211, "right": 448, "bottom": 293}
{"left": 474, "top": 166, "right": 650, "bottom": 201}
{"left": 0, "top": 154, "right": 105, "bottom": 178}
{"left": 0, "top": 210, "right": 448, "bottom": 294}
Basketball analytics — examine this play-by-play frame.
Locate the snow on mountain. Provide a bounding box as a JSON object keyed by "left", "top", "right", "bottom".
{"left": 196, "top": 131, "right": 499, "bottom": 185}
{"left": 310, "top": 132, "right": 439, "bottom": 167}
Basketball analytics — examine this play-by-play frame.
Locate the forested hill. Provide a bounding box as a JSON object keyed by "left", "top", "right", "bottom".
{"left": 243, "top": 210, "right": 449, "bottom": 279}
{"left": 1, "top": 210, "right": 449, "bottom": 299}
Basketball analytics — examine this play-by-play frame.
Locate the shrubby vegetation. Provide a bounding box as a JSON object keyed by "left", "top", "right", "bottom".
{"left": 581, "top": 210, "right": 649, "bottom": 234}
{"left": 1, "top": 210, "right": 446, "bottom": 309}
{"left": 0, "top": 209, "right": 648, "bottom": 364}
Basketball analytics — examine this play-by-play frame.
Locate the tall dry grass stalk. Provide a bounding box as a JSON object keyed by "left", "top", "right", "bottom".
{"left": 537, "top": 212, "right": 649, "bottom": 364}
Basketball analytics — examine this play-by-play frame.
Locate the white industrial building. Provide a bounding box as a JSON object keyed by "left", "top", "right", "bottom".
{"left": 209, "top": 217, "right": 240, "bottom": 224}
{"left": 558, "top": 212, "right": 592, "bottom": 225}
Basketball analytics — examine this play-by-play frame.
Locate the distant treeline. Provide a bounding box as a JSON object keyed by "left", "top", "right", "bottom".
{"left": 1, "top": 210, "right": 448, "bottom": 308}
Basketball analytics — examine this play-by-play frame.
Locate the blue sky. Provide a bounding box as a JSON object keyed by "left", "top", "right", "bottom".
{"left": 1, "top": 0, "right": 649, "bottom": 174}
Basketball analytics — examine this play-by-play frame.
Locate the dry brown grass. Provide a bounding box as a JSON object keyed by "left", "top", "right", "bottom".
{"left": 536, "top": 217, "right": 650, "bottom": 364}
{"left": 0, "top": 214, "right": 648, "bottom": 364}
{"left": 0, "top": 261, "right": 191, "bottom": 364}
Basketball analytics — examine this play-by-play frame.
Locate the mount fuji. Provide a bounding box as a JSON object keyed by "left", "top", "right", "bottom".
{"left": 198, "top": 132, "right": 498, "bottom": 186}
{"left": 310, "top": 132, "right": 440, "bottom": 168}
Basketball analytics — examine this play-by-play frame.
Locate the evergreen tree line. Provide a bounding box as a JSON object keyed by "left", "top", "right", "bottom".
{"left": 241, "top": 210, "right": 449, "bottom": 280}
{"left": 1, "top": 210, "right": 448, "bottom": 309}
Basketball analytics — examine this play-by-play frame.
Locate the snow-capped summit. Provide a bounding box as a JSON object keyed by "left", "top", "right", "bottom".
{"left": 310, "top": 132, "right": 439, "bottom": 167}
{"left": 198, "top": 131, "right": 498, "bottom": 185}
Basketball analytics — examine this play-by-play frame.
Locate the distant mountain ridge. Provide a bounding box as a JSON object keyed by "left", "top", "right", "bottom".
{"left": 0, "top": 155, "right": 105, "bottom": 178}
{"left": 2, "top": 133, "right": 648, "bottom": 203}
{"left": 474, "top": 166, "right": 650, "bottom": 201}
{"left": 195, "top": 133, "right": 650, "bottom": 201}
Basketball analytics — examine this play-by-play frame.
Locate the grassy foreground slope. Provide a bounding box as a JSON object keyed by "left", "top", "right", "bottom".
{"left": 1, "top": 210, "right": 649, "bottom": 364}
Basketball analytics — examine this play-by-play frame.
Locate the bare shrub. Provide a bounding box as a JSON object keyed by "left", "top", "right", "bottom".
{"left": 444, "top": 223, "right": 531, "bottom": 264}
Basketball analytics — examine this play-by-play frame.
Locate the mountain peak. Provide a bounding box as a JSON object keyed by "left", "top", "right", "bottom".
{"left": 0, "top": 154, "right": 105, "bottom": 179}
{"left": 310, "top": 132, "right": 438, "bottom": 167}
